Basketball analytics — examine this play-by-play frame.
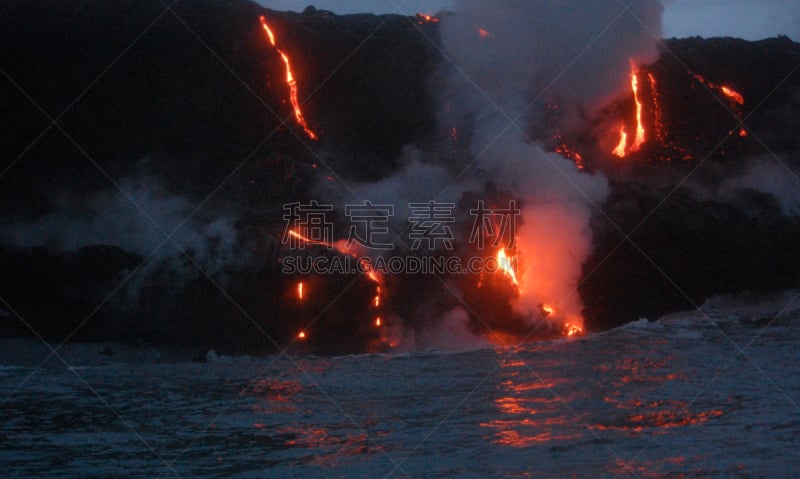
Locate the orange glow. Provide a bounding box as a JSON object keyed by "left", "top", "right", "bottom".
{"left": 478, "top": 28, "right": 490, "bottom": 38}
{"left": 593, "top": 409, "right": 723, "bottom": 433}
{"left": 497, "top": 248, "right": 519, "bottom": 286}
{"left": 612, "top": 62, "right": 647, "bottom": 157}
{"left": 648, "top": 72, "right": 666, "bottom": 143}
{"left": 630, "top": 69, "right": 646, "bottom": 151}
{"left": 288, "top": 229, "right": 382, "bottom": 286}
{"left": 612, "top": 124, "right": 628, "bottom": 157}
{"left": 415, "top": 13, "right": 439, "bottom": 23}
{"left": 563, "top": 323, "right": 582, "bottom": 337}
{"left": 691, "top": 73, "right": 745, "bottom": 106}
{"left": 721, "top": 86, "right": 744, "bottom": 105}
{"left": 542, "top": 305, "right": 554, "bottom": 316}
{"left": 297, "top": 331, "right": 306, "bottom": 339}
{"left": 739, "top": 128, "right": 748, "bottom": 137}
{"left": 288, "top": 229, "right": 333, "bottom": 248}
{"left": 288, "top": 228, "right": 388, "bottom": 338}
{"left": 554, "top": 139, "right": 585, "bottom": 170}
{"left": 481, "top": 360, "right": 579, "bottom": 447}
{"left": 259, "top": 16, "right": 318, "bottom": 141}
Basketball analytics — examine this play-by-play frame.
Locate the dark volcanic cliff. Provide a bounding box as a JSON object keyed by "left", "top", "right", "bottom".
{"left": 1, "top": 0, "right": 799, "bottom": 353}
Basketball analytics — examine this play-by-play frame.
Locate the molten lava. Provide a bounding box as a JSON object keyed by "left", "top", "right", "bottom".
{"left": 564, "top": 323, "right": 582, "bottom": 337}
{"left": 415, "top": 13, "right": 439, "bottom": 24}
{"left": 288, "top": 229, "right": 332, "bottom": 248}
{"left": 259, "top": 16, "right": 318, "bottom": 141}
{"left": 497, "top": 248, "right": 519, "bottom": 286}
{"left": 690, "top": 73, "right": 746, "bottom": 107}
{"left": 612, "top": 63, "right": 647, "bottom": 158}
{"left": 631, "top": 68, "right": 646, "bottom": 151}
{"left": 554, "top": 136, "right": 586, "bottom": 170}
{"left": 297, "top": 331, "right": 306, "bottom": 339}
{"left": 287, "top": 228, "right": 386, "bottom": 340}
{"left": 478, "top": 28, "right": 491, "bottom": 38}
{"left": 648, "top": 72, "right": 666, "bottom": 143}
{"left": 612, "top": 125, "right": 628, "bottom": 157}
{"left": 721, "top": 86, "right": 744, "bottom": 105}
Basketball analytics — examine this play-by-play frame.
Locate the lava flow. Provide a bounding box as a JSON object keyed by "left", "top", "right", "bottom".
{"left": 690, "top": 73, "right": 746, "bottom": 105}
{"left": 647, "top": 72, "right": 666, "bottom": 143}
{"left": 612, "top": 62, "right": 647, "bottom": 158}
{"left": 259, "top": 16, "right": 318, "bottom": 141}
{"left": 721, "top": 86, "right": 745, "bottom": 106}
{"left": 287, "top": 228, "right": 385, "bottom": 335}
{"left": 689, "top": 73, "right": 747, "bottom": 136}
{"left": 497, "top": 248, "right": 519, "bottom": 286}
{"left": 415, "top": 13, "right": 439, "bottom": 24}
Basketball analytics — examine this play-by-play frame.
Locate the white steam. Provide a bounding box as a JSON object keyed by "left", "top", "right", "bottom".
{"left": 718, "top": 158, "right": 800, "bottom": 216}
{"left": 439, "top": 0, "right": 662, "bottom": 329}
{"left": 443, "top": 0, "right": 664, "bottom": 124}
{"left": 3, "top": 176, "right": 241, "bottom": 276}
{"left": 319, "top": 0, "right": 665, "bottom": 341}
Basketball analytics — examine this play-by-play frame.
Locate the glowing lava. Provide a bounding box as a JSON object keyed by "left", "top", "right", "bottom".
{"left": 415, "top": 13, "right": 439, "bottom": 24}
{"left": 690, "top": 73, "right": 746, "bottom": 107}
{"left": 497, "top": 248, "right": 519, "bottom": 286}
{"left": 631, "top": 68, "right": 646, "bottom": 151}
{"left": 612, "top": 125, "right": 628, "bottom": 157}
{"left": 612, "top": 62, "right": 646, "bottom": 158}
{"left": 288, "top": 229, "right": 332, "bottom": 248}
{"left": 297, "top": 331, "right": 306, "bottom": 339}
{"left": 554, "top": 136, "right": 586, "bottom": 170}
{"left": 721, "top": 86, "right": 744, "bottom": 105}
{"left": 648, "top": 72, "right": 666, "bottom": 143}
{"left": 564, "top": 323, "right": 582, "bottom": 337}
{"left": 259, "top": 16, "right": 318, "bottom": 141}
{"left": 478, "top": 27, "right": 491, "bottom": 38}
{"left": 288, "top": 228, "right": 385, "bottom": 336}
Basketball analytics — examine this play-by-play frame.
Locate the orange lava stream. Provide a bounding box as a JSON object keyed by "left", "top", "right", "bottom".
{"left": 497, "top": 248, "right": 519, "bottom": 286}
{"left": 415, "top": 13, "right": 439, "bottom": 23}
{"left": 612, "top": 63, "right": 647, "bottom": 158}
{"left": 259, "top": 16, "right": 318, "bottom": 141}
{"left": 630, "top": 69, "right": 646, "bottom": 152}
{"left": 648, "top": 72, "right": 666, "bottom": 143}
{"left": 721, "top": 86, "right": 744, "bottom": 105}
{"left": 612, "top": 125, "right": 628, "bottom": 157}
{"left": 288, "top": 228, "right": 385, "bottom": 334}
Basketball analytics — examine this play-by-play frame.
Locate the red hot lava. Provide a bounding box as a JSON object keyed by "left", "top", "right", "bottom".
{"left": 259, "top": 16, "right": 318, "bottom": 141}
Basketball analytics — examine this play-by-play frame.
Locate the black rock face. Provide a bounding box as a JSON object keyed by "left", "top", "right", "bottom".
{"left": 1, "top": 0, "right": 798, "bottom": 353}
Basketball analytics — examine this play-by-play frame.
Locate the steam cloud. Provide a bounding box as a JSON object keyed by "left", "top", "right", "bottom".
{"left": 3, "top": 175, "right": 241, "bottom": 278}
{"left": 322, "top": 0, "right": 665, "bottom": 344}
{"left": 442, "top": 0, "right": 663, "bottom": 331}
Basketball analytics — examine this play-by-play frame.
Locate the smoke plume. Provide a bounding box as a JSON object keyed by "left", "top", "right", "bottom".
{"left": 3, "top": 175, "right": 241, "bottom": 278}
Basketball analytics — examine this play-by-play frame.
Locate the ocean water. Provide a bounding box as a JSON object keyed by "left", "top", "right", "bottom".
{"left": 1, "top": 293, "right": 799, "bottom": 478}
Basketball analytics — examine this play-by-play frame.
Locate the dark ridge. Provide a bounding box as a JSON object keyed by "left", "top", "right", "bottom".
{"left": 1, "top": 0, "right": 798, "bottom": 352}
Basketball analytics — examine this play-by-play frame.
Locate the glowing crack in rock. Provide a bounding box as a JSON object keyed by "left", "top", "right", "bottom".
{"left": 259, "top": 16, "right": 318, "bottom": 141}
